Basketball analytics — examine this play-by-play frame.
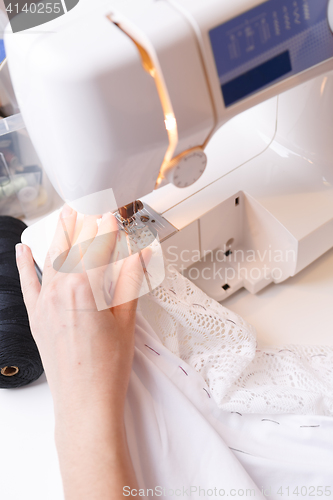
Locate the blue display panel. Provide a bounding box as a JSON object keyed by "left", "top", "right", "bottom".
{"left": 209, "top": 0, "right": 333, "bottom": 107}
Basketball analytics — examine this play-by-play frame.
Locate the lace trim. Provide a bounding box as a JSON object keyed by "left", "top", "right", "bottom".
{"left": 139, "top": 269, "right": 333, "bottom": 416}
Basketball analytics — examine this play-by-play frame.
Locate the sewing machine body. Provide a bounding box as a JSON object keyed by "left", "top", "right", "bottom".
{"left": 154, "top": 73, "right": 333, "bottom": 301}
{"left": 4, "top": 0, "right": 333, "bottom": 302}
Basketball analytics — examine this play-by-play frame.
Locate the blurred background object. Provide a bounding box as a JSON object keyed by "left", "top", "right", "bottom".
{"left": 0, "top": 1, "right": 57, "bottom": 220}
{"left": 0, "top": 114, "right": 57, "bottom": 218}
{"left": 0, "top": 1, "right": 19, "bottom": 116}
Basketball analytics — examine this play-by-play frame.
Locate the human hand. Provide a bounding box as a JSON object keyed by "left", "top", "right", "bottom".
{"left": 16, "top": 205, "right": 148, "bottom": 420}
{"left": 16, "top": 205, "right": 152, "bottom": 498}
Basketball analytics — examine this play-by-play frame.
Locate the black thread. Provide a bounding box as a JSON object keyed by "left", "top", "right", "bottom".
{"left": 192, "top": 303, "right": 207, "bottom": 310}
{"left": 179, "top": 366, "right": 188, "bottom": 376}
{"left": 229, "top": 447, "right": 253, "bottom": 456}
{"left": 0, "top": 216, "right": 43, "bottom": 388}
{"left": 144, "top": 344, "right": 160, "bottom": 356}
{"left": 203, "top": 388, "right": 211, "bottom": 398}
{"left": 300, "top": 425, "right": 320, "bottom": 428}
{"left": 261, "top": 419, "right": 280, "bottom": 425}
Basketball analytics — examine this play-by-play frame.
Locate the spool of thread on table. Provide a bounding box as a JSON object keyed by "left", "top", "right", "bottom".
{"left": 0, "top": 216, "right": 43, "bottom": 388}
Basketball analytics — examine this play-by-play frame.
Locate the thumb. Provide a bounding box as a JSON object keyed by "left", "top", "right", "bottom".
{"left": 16, "top": 244, "right": 41, "bottom": 316}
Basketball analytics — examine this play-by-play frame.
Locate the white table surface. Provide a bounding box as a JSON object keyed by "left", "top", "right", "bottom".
{"left": 1, "top": 228, "right": 332, "bottom": 500}
{"left": 223, "top": 247, "right": 333, "bottom": 348}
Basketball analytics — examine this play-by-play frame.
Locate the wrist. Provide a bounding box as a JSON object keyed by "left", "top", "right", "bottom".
{"left": 54, "top": 394, "right": 125, "bottom": 430}
{"left": 54, "top": 404, "right": 126, "bottom": 462}
{"left": 54, "top": 409, "right": 134, "bottom": 500}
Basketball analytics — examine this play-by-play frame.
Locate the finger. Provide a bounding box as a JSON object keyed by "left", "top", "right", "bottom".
{"left": 71, "top": 213, "right": 85, "bottom": 246}
{"left": 83, "top": 212, "right": 118, "bottom": 271}
{"left": 82, "top": 215, "right": 119, "bottom": 311}
{"left": 62, "top": 214, "right": 100, "bottom": 273}
{"left": 75, "top": 214, "right": 100, "bottom": 246}
{"left": 43, "top": 204, "right": 77, "bottom": 285}
{"left": 112, "top": 247, "right": 152, "bottom": 326}
{"left": 16, "top": 244, "right": 41, "bottom": 315}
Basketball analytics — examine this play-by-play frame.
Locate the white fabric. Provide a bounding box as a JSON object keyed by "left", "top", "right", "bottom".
{"left": 139, "top": 269, "right": 333, "bottom": 416}
{"left": 126, "top": 313, "right": 333, "bottom": 499}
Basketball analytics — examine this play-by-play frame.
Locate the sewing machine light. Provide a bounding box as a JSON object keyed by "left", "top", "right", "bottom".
{"left": 164, "top": 114, "right": 177, "bottom": 132}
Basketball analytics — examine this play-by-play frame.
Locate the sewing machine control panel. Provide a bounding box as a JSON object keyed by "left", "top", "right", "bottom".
{"left": 209, "top": 0, "right": 333, "bottom": 107}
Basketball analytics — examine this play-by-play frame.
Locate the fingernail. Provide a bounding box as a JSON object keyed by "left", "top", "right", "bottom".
{"left": 61, "top": 204, "right": 73, "bottom": 219}
{"left": 15, "top": 243, "right": 23, "bottom": 257}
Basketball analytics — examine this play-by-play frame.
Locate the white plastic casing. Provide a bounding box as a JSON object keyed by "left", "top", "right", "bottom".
{"left": 4, "top": 0, "right": 216, "bottom": 212}
{"left": 6, "top": 0, "right": 333, "bottom": 304}
{"left": 170, "top": 0, "right": 333, "bottom": 129}
{"left": 110, "top": 2, "right": 215, "bottom": 158}
{"left": 5, "top": 1, "right": 171, "bottom": 212}
{"left": 6, "top": 0, "right": 333, "bottom": 214}
{"left": 329, "top": 0, "right": 333, "bottom": 32}
{"left": 156, "top": 72, "right": 333, "bottom": 301}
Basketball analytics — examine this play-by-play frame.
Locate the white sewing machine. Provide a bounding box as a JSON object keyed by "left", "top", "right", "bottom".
{"left": 4, "top": 0, "right": 333, "bottom": 342}
{"left": 1, "top": 3, "right": 333, "bottom": 498}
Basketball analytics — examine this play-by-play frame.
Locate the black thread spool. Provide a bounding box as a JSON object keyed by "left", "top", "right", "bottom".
{"left": 0, "top": 216, "right": 43, "bottom": 388}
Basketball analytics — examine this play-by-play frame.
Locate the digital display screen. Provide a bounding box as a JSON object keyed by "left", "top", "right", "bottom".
{"left": 222, "top": 51, "right": 292, "bottom": 106}
{"left": 209, "top": 0, "right": 333, "bottom": 107}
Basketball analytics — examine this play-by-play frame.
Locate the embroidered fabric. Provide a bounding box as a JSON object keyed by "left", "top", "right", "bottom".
{"left": 139, "top": 268, "right": 333, "bottom": 416}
